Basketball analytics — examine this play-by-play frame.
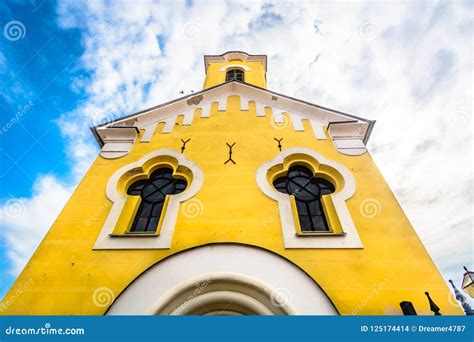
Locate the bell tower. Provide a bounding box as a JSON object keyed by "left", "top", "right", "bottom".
{"left": 203, "top": 51, "right": 267, "bottom": 89}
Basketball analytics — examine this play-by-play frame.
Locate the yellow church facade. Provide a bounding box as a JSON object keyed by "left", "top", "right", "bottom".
{"left": 1, "top": 51, "right": 462, "bottom": 315}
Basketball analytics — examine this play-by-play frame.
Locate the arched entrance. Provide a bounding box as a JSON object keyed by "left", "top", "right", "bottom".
{"left": 107, "top": 244, "right": 338, "bottom": 315}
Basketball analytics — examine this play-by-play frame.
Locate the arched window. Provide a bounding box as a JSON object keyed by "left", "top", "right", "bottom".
{"left": 127, "top": 168, "right": 187, "bottom": 232}
{"left": 225, "top": 69, "right": 244, "bottom": 82}
{"left": 273, "top": 165, "right": 335, "bottom": 232}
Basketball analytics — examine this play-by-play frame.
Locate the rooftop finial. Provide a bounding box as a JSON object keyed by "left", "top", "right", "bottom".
{"left": 424, "top": 291, "right": 441, "bottom": 315}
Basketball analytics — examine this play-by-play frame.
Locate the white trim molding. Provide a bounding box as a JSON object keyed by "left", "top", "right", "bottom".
{"left": 97, "top": 127, "right": 138, "bottom": 159}
{"left": 328, "top": 122, "right": 368, "bottom": 155}
{"left": 256, "top": 147, "right": 363, "bottom": 249}
{"left": 219, "top": 64, "right": 251, "bottom": 72}
{"left": 204, "top": 52, "right": 267, "bottom": 73}
{"left": 106, "top": 244, "right": 338, "bottom": 315}
{"left": 93, "top": 82, "right": 372, "bottom": 160}
{"left": 93, "top": 149, "right": 204, "bottom": 250}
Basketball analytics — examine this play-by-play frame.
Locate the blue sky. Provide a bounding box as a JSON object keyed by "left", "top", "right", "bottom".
{"left": 0, "top": 0, "right": 87, "bottom": 295}
{"left": 0, "top": 1, "right": 78, "bottom": 196}
{"left": 0, "top": 0, "right": 472, "bottom": 303}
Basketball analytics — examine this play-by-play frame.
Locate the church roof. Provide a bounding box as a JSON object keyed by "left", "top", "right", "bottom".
{"left": 91, "top": 79, "right": 375, "bottom": 149}
{"left": 91, "top": 52, "right": 376, "bottom": 159}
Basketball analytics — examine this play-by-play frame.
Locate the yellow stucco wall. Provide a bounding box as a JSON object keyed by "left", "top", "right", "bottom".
{"left": 0, "top": 58, "right": 462, "bottom": 315}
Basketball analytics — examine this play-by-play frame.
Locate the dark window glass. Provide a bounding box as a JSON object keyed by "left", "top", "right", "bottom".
{"left": 272, "top": 165, "right": 335, "bottom": 232}
{"left": 225, "top": 69, "right": 244, "bottom": 82}
{"left": 126, "top": 168, "right": 187, "bottom": 232}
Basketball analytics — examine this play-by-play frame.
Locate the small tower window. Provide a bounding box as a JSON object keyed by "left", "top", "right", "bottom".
{"left": 127, "top": 168, "right": 187, "bottom": 232}
{"left": 225, "top": 69, "right": 244, "bottom": 82}
{"left": 273, "top": 165, "right": 335, "bottom": 232}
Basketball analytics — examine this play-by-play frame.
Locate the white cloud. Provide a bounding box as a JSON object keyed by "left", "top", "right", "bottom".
{"left": 0, "top": 176, "right": 72, "bottom": 275}
{"left": 2, "top": 0, "right": 472, "bottom": 299}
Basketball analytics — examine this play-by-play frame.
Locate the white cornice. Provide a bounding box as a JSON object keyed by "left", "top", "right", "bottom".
{"left": 219, "top": 64, "right": 251, "bottom": 72}
{"left": 97, "top": 82, "right": 371, "bottom": 130}
{"left": 204, "top": 51, "right": 267, "bottom": 73}
{"left": 93, "top": 82, "right": 373, "bottom": 157}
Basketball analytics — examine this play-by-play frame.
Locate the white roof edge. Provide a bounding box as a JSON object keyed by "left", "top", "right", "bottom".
{"left": 92, "top": 81, "right": 374, "bottom": 146}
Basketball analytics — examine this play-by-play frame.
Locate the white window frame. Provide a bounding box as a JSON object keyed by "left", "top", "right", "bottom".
{"left": 256, "top": 147, "right": 363, "bottom": 249}
{"left": 93, "top": 149, "right": 204, "bottom": 250}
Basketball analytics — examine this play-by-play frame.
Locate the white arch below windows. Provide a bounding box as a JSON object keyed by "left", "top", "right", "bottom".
{"left": 93, "top": 149, "right": 204, "bottom": 250}
{"left": 256, "top": 147, "right": 363, "bottom": 249}
{"left": 106, "top": 244, "right": 339, "bottom": 315}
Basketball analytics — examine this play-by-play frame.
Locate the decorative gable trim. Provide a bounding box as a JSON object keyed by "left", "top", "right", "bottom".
{"left": 92, "top": 82, "right": 374, "bottom": 158}
{"left": 328, "top": 121, "right": 368, "bottom": 156}
{"left": 96, "top": 127, "right": 138, "bottom": 159}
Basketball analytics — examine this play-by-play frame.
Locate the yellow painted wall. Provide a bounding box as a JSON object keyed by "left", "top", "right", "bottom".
{"left": 0, "top": 58, "right": 462, "bottom": 316}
